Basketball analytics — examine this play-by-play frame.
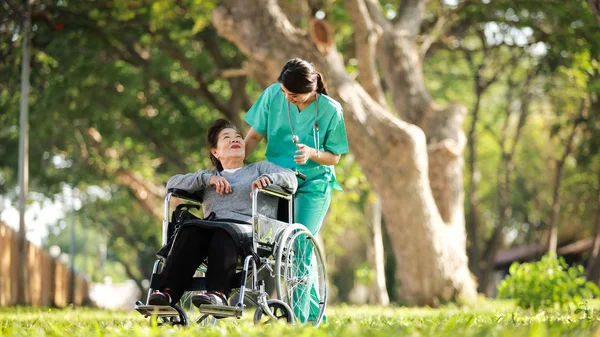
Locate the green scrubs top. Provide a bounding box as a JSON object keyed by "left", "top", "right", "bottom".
{"left": 244, "top": 83, "right": 349, "bottom": 191}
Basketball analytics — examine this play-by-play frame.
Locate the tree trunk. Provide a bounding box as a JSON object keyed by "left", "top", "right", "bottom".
{"left": 546, "top": 160, "right": 563, "bottom": 254}
{"left": 17, "top": 0, "right": 32, "bottom": 306}
{"left": 367, "top": 196, "right": 389, "bottom": 305}
{"left": 466, "top": 92, "right": 482, "bottom": 286}
{"left": 587, "top": 168, "right": 600, "bottom": 283}
{"left": 462, "top": 41, "right": 502, "bottom": 290}
{"left": 212, "top": 0, "right": 476, "bottom": 305}
{"left": 588, "top": 0, "right": 600, "bottom": 25}
{"left": 546, "top": 100, "right": 586, "bottom": 253}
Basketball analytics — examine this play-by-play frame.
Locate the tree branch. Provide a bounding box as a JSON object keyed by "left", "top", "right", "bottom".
{"left": 346, "top": 0, "right": 387, "bottom": 106}
{"left": 419, "top": 0, "right": 472, "bottom": 58}
{"left": 483, "top": 69, "right": 535, "bottom": 262}
{"left": 277, "top": 0, "right": 312, "bottom": 29}
{"left": 394, "top": 0, "right": 427, "bottom": 36}
{"left": 419, "top": 11, "right": 449, "bottom": 59}
{"left": 197, "top": 27, "right": 254, "bottom": 112}
{"left": 110, "top": 251, "right": 144, "bottom": 296}
{"left": 82, "top": 127, "right": 163, "bottom": 219}
{"left": 125, "top": 112, "right": 188, "bottom": 172}
{"left": 219, "top": 68, "right": 250, "bottom": 78}
{"left": 157, "top": 35, "right": 243, "bottom": 128}
{"left": 363, "top": 0, "right": 392, "bottom": 31}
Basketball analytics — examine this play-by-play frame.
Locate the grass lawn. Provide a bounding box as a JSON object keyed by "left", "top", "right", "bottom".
{"left": 0, "top": 300, "right": 599, "bottom": 337}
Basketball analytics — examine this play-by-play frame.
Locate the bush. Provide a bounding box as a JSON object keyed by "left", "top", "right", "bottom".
{"left": 497, "top": 254, "right": 600, "bottom": 310}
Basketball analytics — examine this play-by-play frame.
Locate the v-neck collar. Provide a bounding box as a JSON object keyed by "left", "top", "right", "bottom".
{"left": 295, "top": 94, "right": 319, "bottom": 113}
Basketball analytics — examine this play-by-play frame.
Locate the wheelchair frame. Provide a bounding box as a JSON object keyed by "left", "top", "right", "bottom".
{"left": 134, "top": 184, "right": 327, "bottom": 326}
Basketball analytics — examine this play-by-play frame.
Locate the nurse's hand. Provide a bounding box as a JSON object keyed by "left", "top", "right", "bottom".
{"left": 209, "top": 175, "right": 232, "bottom": 195}
{"left": 294, "top": 143, "right": 315, "bottom": 165}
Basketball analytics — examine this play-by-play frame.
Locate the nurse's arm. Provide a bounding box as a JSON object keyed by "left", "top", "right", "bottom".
{"left": 310, "top": 149, "right": 342, "bottom": 165}
{"left": 244, "top": 127, "right": 265, "bottom": 159}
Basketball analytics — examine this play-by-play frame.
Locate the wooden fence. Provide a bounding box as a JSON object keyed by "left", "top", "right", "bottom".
{"left": 0, "top": 221, "right": 89, "bottom": 306}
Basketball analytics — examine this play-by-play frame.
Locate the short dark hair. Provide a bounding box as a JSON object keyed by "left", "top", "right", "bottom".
{"left": 277, "top": 58, "right": 328, "bottom": 95}
{"left": 207, "top": 119, "right": 239, "bottom": 171}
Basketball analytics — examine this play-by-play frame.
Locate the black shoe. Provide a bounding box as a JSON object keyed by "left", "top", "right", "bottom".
{"left": 192, "top": 291, "right": 228, "bottom": 307}
{"left": 148, "top": 290, "right": 171, "bottom": 306}
{"left": 192, "top": 291, "right": 228, "bottom": 319}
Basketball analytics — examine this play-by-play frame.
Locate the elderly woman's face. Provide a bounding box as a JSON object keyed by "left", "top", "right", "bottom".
{"left": 212, "top": 128, "right": 245, "bottom": 160}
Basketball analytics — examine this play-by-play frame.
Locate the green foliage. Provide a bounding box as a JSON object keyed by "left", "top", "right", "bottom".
{"left": 497, "top": 254, "right": 600, "bottom": 310}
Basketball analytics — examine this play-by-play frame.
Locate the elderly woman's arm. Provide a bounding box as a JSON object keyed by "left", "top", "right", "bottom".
{"left": 255, "top": 162, "right": 298, "bottom": 193}
{"left": 166, "top": 170, "right": 217, "bottom": 193}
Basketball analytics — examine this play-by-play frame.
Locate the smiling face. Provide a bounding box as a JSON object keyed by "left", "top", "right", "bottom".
{"left": 210, "top": 128, "right": 245, "bottom": 162}
{"left": 280, "top": 83, "right": 313, "bottom": 105}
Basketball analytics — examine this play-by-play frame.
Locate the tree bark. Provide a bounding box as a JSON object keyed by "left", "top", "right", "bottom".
{"left": 212, "top": 0, "right": 476, "bottom": 305}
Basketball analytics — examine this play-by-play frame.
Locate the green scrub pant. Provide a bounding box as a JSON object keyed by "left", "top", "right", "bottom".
{"left": 292, "top": 178, "right": 332, "bottom": 323}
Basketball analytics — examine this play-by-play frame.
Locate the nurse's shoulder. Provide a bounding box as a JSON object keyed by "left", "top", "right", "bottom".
{"left": 319, "top": 93, "right": 344, "bottom": 118}
{"left": 266, "top": 83, "right": 283, "bottom": 97}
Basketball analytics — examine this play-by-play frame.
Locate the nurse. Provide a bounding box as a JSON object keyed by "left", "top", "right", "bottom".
{"left": 244, "top": 58, "right": 349, "bottom": 323}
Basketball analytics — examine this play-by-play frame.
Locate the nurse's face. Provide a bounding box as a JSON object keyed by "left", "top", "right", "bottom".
{"left": 280, "top": 84, "right": 313, "bottom": 105}
{"left": 211, "top": 128, "right": 245, "bottom": 161}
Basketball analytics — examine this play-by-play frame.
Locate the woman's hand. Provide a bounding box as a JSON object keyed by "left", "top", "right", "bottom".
{"left": 209, "top": 175, "right": 232, "bottom": 195}
{"left": 250, "top": 176, "right": 272, "bottom": 198}
{"left": 294, "top": 143, "right": 316, "bottom": 165}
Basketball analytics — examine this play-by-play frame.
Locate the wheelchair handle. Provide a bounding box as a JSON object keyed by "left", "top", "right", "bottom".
{"left": 294, "top": 170, "right": 307, "bottom": 180}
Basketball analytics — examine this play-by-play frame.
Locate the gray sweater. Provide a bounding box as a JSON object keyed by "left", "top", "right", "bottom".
{"left": 166, "top": 161, "right": 298, "bottom": 223}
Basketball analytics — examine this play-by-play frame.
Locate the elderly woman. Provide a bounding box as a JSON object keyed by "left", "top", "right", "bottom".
{"left": 149, "top": 119, "right": 297, "bottom": 308}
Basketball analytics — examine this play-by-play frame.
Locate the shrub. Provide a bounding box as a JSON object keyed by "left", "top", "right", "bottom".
{"left": 497, "top": 254, "right": 600, "bottom": 310}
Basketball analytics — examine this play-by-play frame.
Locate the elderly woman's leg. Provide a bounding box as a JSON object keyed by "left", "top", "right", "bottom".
{"left": 192, "top": 230, "right": 237, "bottom": 307}
{"left": 149, "top": 226, "right": 210, "bottom": 305}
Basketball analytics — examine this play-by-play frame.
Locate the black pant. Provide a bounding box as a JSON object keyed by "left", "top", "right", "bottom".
{"left": 159, "top": 226, "right": 238, "bottom": 303}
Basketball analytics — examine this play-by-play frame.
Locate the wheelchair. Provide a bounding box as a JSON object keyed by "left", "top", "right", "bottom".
{"left": 134, "top": 184, "right": 328, "bottom": 327}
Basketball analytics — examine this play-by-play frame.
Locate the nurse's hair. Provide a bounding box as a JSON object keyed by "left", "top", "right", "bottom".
{"left": 207, "top": 118, "right": 240, "bottom": 172}
{"left": 277, "top": 58, "right": 328, "bottom": 95}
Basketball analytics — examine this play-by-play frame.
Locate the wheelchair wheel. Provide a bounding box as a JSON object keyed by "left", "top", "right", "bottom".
{"left": 151, "top": 304, "right": 189, "bottom": 327}
{"left": 274, "top": 225, "right": 328, "bottom": 327}
{"left": 253, "top": 299, "right": 295, "bottom": 325}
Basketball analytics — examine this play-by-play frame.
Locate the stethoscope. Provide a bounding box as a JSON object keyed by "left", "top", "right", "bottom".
{"left": 287, "top": 94, "right": 321, "bottom": 158}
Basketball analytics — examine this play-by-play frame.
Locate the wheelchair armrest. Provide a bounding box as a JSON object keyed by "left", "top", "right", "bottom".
{"left": 260, "top": 185, "right": 293, "bottom": 199}
{"left": 167, "top": 188, "right": 203, "bottom": 203}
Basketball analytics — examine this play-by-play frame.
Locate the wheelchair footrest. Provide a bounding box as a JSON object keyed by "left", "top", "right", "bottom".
{"left": 198, "top": 304, "right": 243, "bottom": 318}
{"left": 135, "top": 304, "right": 180, "bottom": 317}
